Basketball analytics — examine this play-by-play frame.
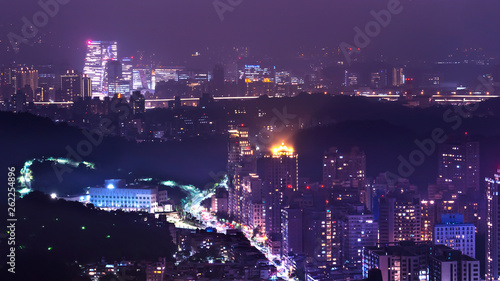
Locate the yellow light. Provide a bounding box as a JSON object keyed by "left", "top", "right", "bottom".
{"left": 271, "top": 142, "right": 294, "bottom": 156}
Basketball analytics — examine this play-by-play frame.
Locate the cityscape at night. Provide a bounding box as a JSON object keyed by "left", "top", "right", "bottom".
{"left": 2, "top": 1, "right": 500, "bottom": 280}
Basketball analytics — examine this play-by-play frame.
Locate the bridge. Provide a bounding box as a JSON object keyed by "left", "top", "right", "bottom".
{"left": 31, "top": 95, "right": 261, "bottom": 108}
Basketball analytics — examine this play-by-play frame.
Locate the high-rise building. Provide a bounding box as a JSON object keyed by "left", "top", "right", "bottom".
{"left": 60, "top": 70, "right": 92, "bottom": 101}
{"left": 379, "top": 193, "right": 421, "bottom": 243}
{"left": 341, "top": 204, "right": 378, "bottom": 272}
{"left": 83, "top": 40, "right": 118, "bottom": 93}
{"left": 421, "top": 199, "right": 437, "bottom": 242}
{"left": 434, "top": 214, "right": 475, "bottom": 258}
{"left": 392, "top": 67, "right": 405, "bottom": 87}
{"left": 17, "top": 67, "right": 38, "bottom": 92}
{"left": 486, "top": 169, "right": 500, "bottom": 280}
{"left": 323, "top": 147, "right": 366, "bottom": 187}
{"left": 261, "top": 143, "right": 298, "bottom": 236}
{"left": 281, "top": 207, "right": 303, "bottom": 257}
{"left": 438, "top": 141, "right": 480, "bottom": 194}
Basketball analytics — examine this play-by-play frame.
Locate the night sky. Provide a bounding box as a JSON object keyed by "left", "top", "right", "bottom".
{"left": 2, "top": 0, "right": 500, "bottom": 67}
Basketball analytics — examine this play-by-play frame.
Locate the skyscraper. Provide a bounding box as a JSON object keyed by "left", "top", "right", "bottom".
{"left": 261, "top": 143, "right": 298, "bottom": 236}
{"left": 83, "top": 40, "right": 118, "bottom": 93}
{"left": 486, "top": 169, "right": 500, "bottom": 281}
{"left": 438, "top": 141, "right": 480, "bottom": 194}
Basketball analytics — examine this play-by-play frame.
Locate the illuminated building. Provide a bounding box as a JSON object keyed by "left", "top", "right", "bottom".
{"left": 108, "top": 81, "right": 131, "bottom": 97}
{"left": 323, "top": 147, "right": 366, "bottom": 202}
{"left": 129, "top": 91, "right": 145, "bottom": 116}
{"left": 17, "top": 67, "right": 38, "bottom": 96}
{"left": 429, "top": 247, "right": 480, "bottom": 281}
{"left": 261, "top": 143, "right": 298, "bottom": 236}
{"left": 341, "top": 205, "right": 378, "bottom": 272}
{"left": 239, "top": 65, "right": 275, "bottom": 96}
{"left": 434, "top": 214, "right": 475, "bottom": 258}
{"left": 121, "top": 57, "right": 134, "bottom": 83}
{"left": 370, "top": 70, "right": 388, "bottom": 89}
{"left": 60, "top": 70, "right": 92, "bottom": 101}
{"left": 227, "top": 125, "right": 256, "bottom": 221}
{"left": 486, "top": 169, "right": 500, "bottom": 281}
{"left": 379, "top": 193, "right": 421, "bottom": 243}
{"left": 392, "top": 67, "right": 405, "bottom": 87}
{"left": 83, "top": 40, "right": 118, "bottom": 93}
{"left": 211, "top": 188, "right": 228, "bottom": 216}
{"left": 421, "top": 199, "right": 437, "bottom": 242}
{"left": 363, "top": 242, "right": 477, "bottom": 281}
{"left": 132, "top": 68, "right": 152, "bottom": 90}
{"left": 438, "top": 141, "right": 480, "bottom": 194}
{"left": 344, "top": 71, "right": 359, "bottom": 87}
{"left": 153, "top": 68, "right": 181, "bottom": 89}
{"left": 82, "top": 179, "right": 158, "bottom": 213}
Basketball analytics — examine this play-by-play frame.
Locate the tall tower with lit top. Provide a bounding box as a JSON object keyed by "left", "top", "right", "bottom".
{"left": 260, "top": 143, "right": 298, "bottom": 236}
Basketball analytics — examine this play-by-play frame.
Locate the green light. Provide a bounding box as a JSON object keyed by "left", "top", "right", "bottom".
{"left": 81, "top": 226, "right": 85, "bottom": 230}
{"left": 106, "top": 235, "right": 111, "bottom": 238}
{"left": 48, "top": 247, "right": 52, "bottom": 250}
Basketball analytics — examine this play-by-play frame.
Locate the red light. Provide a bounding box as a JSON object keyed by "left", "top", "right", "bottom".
{"left": 131, "top": 56, "right": 134, "bottom": 59}
{"left": 241, "top": 124, "right": 244, "bottom": 127}
{"left": 465, "top": 132, "right": 468, "bottom": 135}
{"left": 320, "top": 185, "right": 324, "bottom": 188}
{"left": 287, "top": 185, "right": 292, "bottom": 189}
{"left": 306, "top": 186, "right": 310, "bottom": 190}
{"left": 238, "top": 57, "right": 241, "bottom": 60}
{"left": 87, "top": 40, "right": 92, "bottom": 45}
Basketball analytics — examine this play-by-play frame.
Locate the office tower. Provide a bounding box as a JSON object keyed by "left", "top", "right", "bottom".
{"left": 438, "top": 141, "right": 480, "bottom": 194}
{"left": 486, "top": 169, "right": 500, "bottom": 280}
{"left": 212, "top": 64, "right": 224, "bottom": 95}
{"left": 392, "top": 67, "right": 405, "bottom": 87}
{"left": 83, "top": 40, "right": 118, "bottom": 93}
{"left": 227, "top": 125, "right": 256, "bottom": 220}
{"left": 129, "top": 91, "right": 145, "bottom": 116}
{"left": 281, "top": 207, "right": 303, "bottom": 257}
{"left": 434, "top": 214, "right": 475, "bottom": 258}
{"left": 261, "top": 143, "right": 298, "bottom": 236}
{"left": 121, "top": 57, "right": 134, "bottom": 83}
{"left": 379, "top": 193, "right": 421, "bottom": 243}
{"left": 341, "top": 204, "right": 378, "bottom": 272}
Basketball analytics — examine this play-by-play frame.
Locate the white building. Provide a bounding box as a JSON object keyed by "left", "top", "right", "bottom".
{"left": 434, "top": 214, "right": 475, "bottom": 258}
{"left": 82, "top": 179, "right": 158, "bottom": 213}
